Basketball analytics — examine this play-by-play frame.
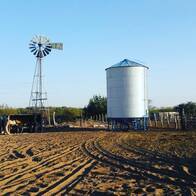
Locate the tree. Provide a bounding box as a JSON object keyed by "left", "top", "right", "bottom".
{"left": 175, "top": 102, "right": 196, "bottom": 116}
{"left": 148, "top": 100, "right": 174, "bottom": 114}
{"left": 83, "top": 95, "right": 107, "bottom": 118}
{"left": 49, "top": 107, "right": 82, "bottom": 122}
{"left": 149, "top": 107, "right": 174, "bottom": 114}
{"left": 0, "top": 105, "right": 18, "bottom": 115}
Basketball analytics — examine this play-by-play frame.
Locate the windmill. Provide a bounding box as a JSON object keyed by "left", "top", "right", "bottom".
{"left": 29, "top": 35, "right": 63, "bottom": 112}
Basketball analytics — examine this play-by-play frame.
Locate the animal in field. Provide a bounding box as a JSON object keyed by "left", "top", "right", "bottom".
{"left": 5, "top": 119, "right": 23, "bottom": 135}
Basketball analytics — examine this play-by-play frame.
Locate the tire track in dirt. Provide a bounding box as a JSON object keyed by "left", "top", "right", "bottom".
{"left": 81, "top": 139, "right": 136, "bottom": 172}
{"left": 1, "top": 131, "right": 195, "bottom": 195}
{"left": 0, "top": 145, "right": 80, "bottom": 187}
{"left": 0, "top": 144, "right": 31, "bottom": 164}
{"left": 37, "top": 158, "right": 97, "bottom": 195}
{"left": 0, "top": 132, "right": 100, "bottom": 195}
{"left": 1, "top": 156, "right": 86, "bottom": 194}
{"left": 117, "top": 139, "right": 196, "bottom": 183}
{"left": 83, "top": 138, "right": 195, "bottom": 195}
{"left": 96, "top": 138, "right": 195, "bottom": 195}
{"left": 0, "top": 143, "right": 77, "bottom": 171}
{"left": 0, "top": 151, "right": 9, "bottom": 157}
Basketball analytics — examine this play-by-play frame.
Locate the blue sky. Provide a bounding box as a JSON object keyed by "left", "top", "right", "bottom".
{"left": 0, "top": 0, "right": 195, "bottom": 108}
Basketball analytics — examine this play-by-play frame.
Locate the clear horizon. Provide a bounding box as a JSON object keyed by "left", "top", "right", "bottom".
{"left": 0, "top": 0, "right": 195, "bottom": 108}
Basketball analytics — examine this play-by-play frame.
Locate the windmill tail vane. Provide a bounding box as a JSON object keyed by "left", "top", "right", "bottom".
{"left": 51, "top": 43, "right": 63, "bottom": 50}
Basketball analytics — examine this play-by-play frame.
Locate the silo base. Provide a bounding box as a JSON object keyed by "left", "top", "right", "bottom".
{"left": 107, "top": 117, "right": 148, "bottom": 131}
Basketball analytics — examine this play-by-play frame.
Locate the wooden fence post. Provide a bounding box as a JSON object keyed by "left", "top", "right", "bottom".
{"left": 154, "top": 113, "right": 157, "bottom": 127}
{"left": 174, "top": 115, "right": 178, "bottom": 130}
{"left": 166, "top": 113, "right": 170, "bottom": 128}
{"left": 149, "top": 117, "right": 152, "bottom": 127}
{"left": 160, "top": 114, "right": 164, "bottom": 128}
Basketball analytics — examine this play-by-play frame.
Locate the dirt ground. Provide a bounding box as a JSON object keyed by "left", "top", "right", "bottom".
{"left": 0, "top": 130, "right": 196, "bottom": 195}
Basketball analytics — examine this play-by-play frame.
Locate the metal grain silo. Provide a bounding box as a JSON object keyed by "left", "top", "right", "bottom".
{"left": 106, "top": 59, "right": 149, "bottom": 130}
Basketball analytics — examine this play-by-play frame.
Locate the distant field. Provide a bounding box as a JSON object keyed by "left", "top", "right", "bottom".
{"left": 0, "top": 131, "right": 195, "bottom": 195}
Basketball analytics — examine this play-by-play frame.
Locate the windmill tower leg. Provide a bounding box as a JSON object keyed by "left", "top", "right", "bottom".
{"left": 29, "top": 56, "right": 46, "bottom": 111}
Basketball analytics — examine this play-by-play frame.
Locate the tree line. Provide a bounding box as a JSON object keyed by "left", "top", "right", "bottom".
{"left": 0, "top": 105, "right": 82, "bottom": 122}
{"left": 0, "top": 97, "right": 196, "bottom": 121}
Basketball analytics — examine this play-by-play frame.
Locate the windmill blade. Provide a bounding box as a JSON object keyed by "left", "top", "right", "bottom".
{"left": 30, "top": 40, "right": 37, "bottom": 44}
{"left": 31, "top": 48, "right": 36, "bottom": 53}
{"left": 46, "top": 46, "right": 52, "bottom": 50}
{"left": 33, "top": 50, "right": 38, "bottom": 56}
{"left": 44, "top": 49, "right": 50, "bottom": 55}
{"left": 42, "top": 50, "right": 47, "bottom": 56}
{"left": 45, "top": 47, "right": 51, "bottom": 52}
{"left": 51, "top": 43, "right": 63, "bottom": 50}
{"left": 29, "top": 44, "right": 35, "bottom": 47}
{"left": 29, "top": 43, "right": 36, "bottom": 47}
{"left": 45, "top": 45, "right": 52, "bottom": 50}
{"left": 35, "top": 35, "right": 40, "bottom": 42}
{"left": 29, "top": 46, "right": 36, "bottom": 49}
{"left": 46, "top": 44, "right": 52, "bottom": 48}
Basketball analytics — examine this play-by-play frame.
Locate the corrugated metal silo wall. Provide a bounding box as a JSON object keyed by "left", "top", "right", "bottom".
{"left": 106, "top": 66, "right": 148, "bottom": 118}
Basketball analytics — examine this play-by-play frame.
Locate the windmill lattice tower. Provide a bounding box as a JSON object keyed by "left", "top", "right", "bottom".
{"left": 29, "top": 35, "right": 63, "bottom": 112}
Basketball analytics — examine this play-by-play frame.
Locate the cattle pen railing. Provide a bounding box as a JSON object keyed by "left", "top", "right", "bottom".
{"left": 149, "top": 112, "right": 196, "bottom": 130}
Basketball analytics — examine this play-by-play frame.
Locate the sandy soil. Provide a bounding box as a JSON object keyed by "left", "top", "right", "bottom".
{"left": 0, "top": 131, "right": 196, "bottom": 195}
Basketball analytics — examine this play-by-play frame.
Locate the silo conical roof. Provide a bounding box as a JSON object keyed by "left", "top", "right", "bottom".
{"left": 106, "top": 59, "right": 149, "bottom": 70}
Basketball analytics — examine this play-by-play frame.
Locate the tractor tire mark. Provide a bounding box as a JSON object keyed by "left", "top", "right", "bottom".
{"left": 1, "top": 156, "right": 85, "bottom": 193}
{"left": 37, "top": 158, "right": 97, "bottom": 195}
{"left": 0, "top": 144, "right": 77, "bottom": 170}
{"left": 94, "top": 139, "right": 195, "bottom": 195}
{"left": 0, "top": 145, "right": 80, "bottom": 186}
